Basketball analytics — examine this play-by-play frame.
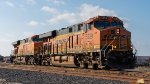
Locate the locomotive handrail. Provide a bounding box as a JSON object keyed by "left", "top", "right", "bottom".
{"left": 103, "top": 38, "right": 116, "bottom": 57}
{"left": 100, "top": 37, "right": 116, "bottom": 57}
{"left": 99, "top": 43, "right": 107, "bottom": 65}
{"left": 99, "top": 36, "right": 109, "bottom": 65}
{"left": 100, "top": 35, "right": 109, "bottom": 51}
{"left": 104, "top": 36, "right": 120, "bottom": 56}
{"left": 99, "top": 37, "right": 116, "bottom": 65}
{"left": 131, "top": 42, "right": 137, "bottom": 55}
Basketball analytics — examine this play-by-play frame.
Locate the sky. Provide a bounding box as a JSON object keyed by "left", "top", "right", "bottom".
{"left": 0, "top": 0, "right": 150, "bottom": 56}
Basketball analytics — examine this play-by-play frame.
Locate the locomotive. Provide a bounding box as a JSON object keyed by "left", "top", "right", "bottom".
{"left": 11, "top": 16, "right": 136, "bottom": 70}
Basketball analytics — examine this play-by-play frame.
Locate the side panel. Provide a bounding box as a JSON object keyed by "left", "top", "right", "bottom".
{"left": 92, "top": 28, "right": 100, "bottom": 52}
{"left": 18, "top": 44, "right": 24, "bottom": 56}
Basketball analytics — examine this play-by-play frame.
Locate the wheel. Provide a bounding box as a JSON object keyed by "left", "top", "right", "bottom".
{"left": 74, "top": 56, "right": 80, "bottom": 68}
{"left": 25, "top": 56, "right": 29, "bottom": 65}
{"left": 38, "top": 55, "right": 42, "bottom": 65}
{"left": 38, "top": 60, "right": 42, "bottom": 65}
{"left": 83, "top": 63, "right": 88, "bottom": 69}
{"left": 105, "top": 65, "right": 111, "bottom": 70}
{"left": 43, "top": 61, "right": 46, "bottom": 66}
{"left": 76, "top": 63, "right": 80, "bottom": 68}
{"left": 93, "top": 64, "right": 98, "bottom": 70}
{"left": 47, "top": 61, "right": 50, "bottom": 66}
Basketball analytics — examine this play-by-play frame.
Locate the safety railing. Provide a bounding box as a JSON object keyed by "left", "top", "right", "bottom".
{"left": 99, "top": 37, "right": 116, "bottom": 64}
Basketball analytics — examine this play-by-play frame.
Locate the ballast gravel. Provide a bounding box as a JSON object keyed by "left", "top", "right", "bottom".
{"left": 0, "top": 68, "right": 130, "bottom": 84}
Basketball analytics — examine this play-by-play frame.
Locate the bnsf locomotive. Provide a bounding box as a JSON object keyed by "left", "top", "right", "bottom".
{"left": 11, "top": 16, "right": 136, "bottom": 70}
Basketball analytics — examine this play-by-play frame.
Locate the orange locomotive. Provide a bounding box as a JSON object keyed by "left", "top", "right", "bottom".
{"left": 11, "top": 16, "right": 136, "bottom": 70}
{"left": 11, "top": 35, "right": 43, "bottom": 64}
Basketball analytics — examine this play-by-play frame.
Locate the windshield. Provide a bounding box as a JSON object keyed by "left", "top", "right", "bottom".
{"left": 94, "top": 21, "right": 110, "bottom": 28}
{"left": 112, "top": 21, "right": 123, "bottom": 27}
{"left": 94, "top": 21, "right": 123, "bottom": 29}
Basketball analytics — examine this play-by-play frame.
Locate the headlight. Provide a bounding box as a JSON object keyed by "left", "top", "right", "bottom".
{"left": 113, "top": 46, "right": 116, "bottom": 48}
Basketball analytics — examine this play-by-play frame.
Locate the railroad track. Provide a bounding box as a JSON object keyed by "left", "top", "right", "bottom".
{"left": 0, "top": 63, "right": 150, "bottom": 84}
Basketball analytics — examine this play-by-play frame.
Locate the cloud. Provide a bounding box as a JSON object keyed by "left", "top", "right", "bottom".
{"left": 47, "top": 3, "right": 118, "bottom": 25}
{"left": 5, "top": 1, "right": 15, "bottom": 7}
{"left": 47, "top": 13, "right": 78, "bottom": 25}
{"left": 46, "top": 3, "right": 130, "bottom": 28}
{"left": 120, "top": 17, "right": 130, "bottom": 28}
{"left": 27, "top": 20, "right": 47, "bottom": 27}
{"left": 79, "top": 3, "right": 117, "bottom": 20}
{"left": 41, "top": 6, "right": 59, "bottom": 14}
{"left": 47, "top": 0, "right": 65, "bottom": 5}
{"left": 28, "top": 20, "right": 39, "bottom": 27}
